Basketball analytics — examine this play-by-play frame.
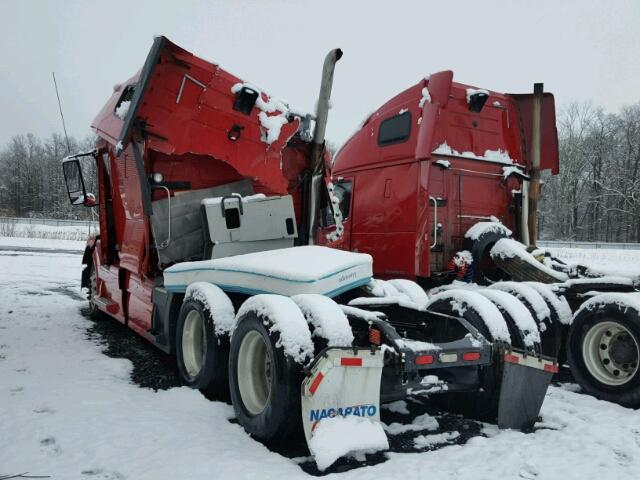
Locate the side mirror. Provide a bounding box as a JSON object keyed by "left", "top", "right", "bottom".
{"left": 62, "top": 158, "right": 95, "bottom": 207}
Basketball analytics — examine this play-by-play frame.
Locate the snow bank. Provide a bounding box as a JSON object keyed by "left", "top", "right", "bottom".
{"left": 291, "top": 294, "right": 354, "bottom": 347}
{"left": 491, "top": 238, "right": 568, "bottom": 281}
{"left": 184, "top": 282, "right": 235, "bottom": 335}
{"left": 235, "top": 294, "right": 313, "bottom": 363}
{"left": 427, "top": 289, "right": 511, "bottom": 343}
{"left": 525, "top": 282, "right": 573, "bottom": 325}
{"left": 432, "top": 141, "right": 517, "bottom": 166}
{"left": 308, "top": 416, "right": 389, "bottom": 471}
{"left": 384, "top": 412, "right": 439, "bottom": 435}
{"left": 465, "top": 218, "right": 512, "bottom": 240}
{"left": 477, "top": 289, "right": 540, "bottom": 347}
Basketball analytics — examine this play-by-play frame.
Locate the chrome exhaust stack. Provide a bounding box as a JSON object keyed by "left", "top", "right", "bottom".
{"left": 306, "top": 48, "right": 343, "bottom": 245}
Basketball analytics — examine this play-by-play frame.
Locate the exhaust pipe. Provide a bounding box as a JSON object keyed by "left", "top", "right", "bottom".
{"left": 527, "top": 83, "right": 543, "bottom": 246}
{"left": 306, "top": 48, "right": 343, "bottom": 245}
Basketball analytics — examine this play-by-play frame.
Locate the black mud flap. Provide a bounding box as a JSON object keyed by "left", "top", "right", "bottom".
{"left": 497, "top": 350, "right": 557, "bottom": 430}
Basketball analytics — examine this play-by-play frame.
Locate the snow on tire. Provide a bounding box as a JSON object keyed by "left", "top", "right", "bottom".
{"left": 229, "top": 295, "right": 312, "bottom": 443}
{"left": 488, "top": 281, "right": 555, "bottom": 355}
{"left": 475, "top": 289, "right": 540, "bottom": 352}
{"left": 525, "top": 282, "right": 572, "bottom": 358}
{"left": 175, "top": 290, "right": 232, "bottom": 399}
{"left": 292, "top": 294, "right": 354, "bottom": 352}
{"left": 568, "top": 293, "right": 640, "bottom": 408}
{"left": 426, "top": 289, "right": 508, "bottom": 422}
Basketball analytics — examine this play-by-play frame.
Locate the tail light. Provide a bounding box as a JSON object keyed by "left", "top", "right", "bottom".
{"left": 415, "top": 354, "right": 435, "bottom": 365}
{"left": 463, "top": 351, "right": 481, "bottom": 361}
{"left": 369, "top": 328, "right": 381, "bottom": 345}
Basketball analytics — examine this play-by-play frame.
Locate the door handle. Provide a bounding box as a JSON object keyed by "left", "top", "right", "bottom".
{"left": 429, "top": 196, "right": 438, "bottom": 249}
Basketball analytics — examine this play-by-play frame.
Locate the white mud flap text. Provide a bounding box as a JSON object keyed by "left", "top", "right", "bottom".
{"left": 301, "top": 348, "right": 386, "bottom": 469}
{"left": 497, "top": 350, "right": 557, "bottom": 430}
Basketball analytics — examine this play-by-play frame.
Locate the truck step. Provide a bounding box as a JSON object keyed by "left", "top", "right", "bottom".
{"left": 93, "top": 296, "right": 119, "bottom": 314}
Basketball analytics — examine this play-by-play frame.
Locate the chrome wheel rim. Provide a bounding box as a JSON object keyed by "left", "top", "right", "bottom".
{"left": 182, "top": 310, "right": 207, "bottom": 379}
{"left": 237, "top": 330, "right": 272, "bottom": 415}
{"left": 582, "top": 320, "right": 639, "bottom": 386}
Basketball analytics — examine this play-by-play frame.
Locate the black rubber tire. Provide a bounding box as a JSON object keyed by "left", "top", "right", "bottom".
{"left": 84, "top": 262, "right": 102, "bottom": 320}
{"left": 567, "top": 301, "right": 640, "bottom": 408}
{"left": 428, "top": 297, "right": 504, "bottom": 422}
{"left": 175, "top": 298, "right": 230, "bottom": 400}
{"left": 228, "top": 313, "right": 303, "bottom": 444}
{"left": 469, "top": 230, "right": 509, "bottom": 285}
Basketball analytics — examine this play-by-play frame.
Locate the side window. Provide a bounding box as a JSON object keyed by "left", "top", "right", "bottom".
{"left": 323, "top": 180, "right": 352, "bottom": 227}
{"left": 377, "top": 111, "right": 411, "bottom": 146}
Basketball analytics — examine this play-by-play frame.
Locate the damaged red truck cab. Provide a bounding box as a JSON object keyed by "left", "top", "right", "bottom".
{"left": 79, "top": 37, "right": 318, "bottom": 342}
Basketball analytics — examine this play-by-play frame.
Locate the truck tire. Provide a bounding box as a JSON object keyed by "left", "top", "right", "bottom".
{"left": 84, "top": 262, "right": 101, "bottom": 320}
{"left": 525, "top": 282, "right": 572, "bottom": 359}
{"left": 292, "top": 294, "right": 354, "bottom": 354}
{"left": 567, "top": 299, "right": 640, "bottom": 408}
{"left": 175, "top": 298, "right": 230, "bottom": 399}
{"left": 476, "top": 289, "right": 541, "bottom": 354}
{"left": 469, "top": 230, "right": 509, "bottom": 284}
{"left": 427, "top": 292, "right": 507, "bottom": 422}
{"left": 228, "top": 312, "right": 304, "bottom": 443}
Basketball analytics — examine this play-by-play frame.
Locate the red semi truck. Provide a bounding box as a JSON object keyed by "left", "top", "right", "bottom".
{"left": 317, "top": 70, "right": 640, "bottom": 407}
{"left": 60, "top": 37, "right": 636, "bottom": 466}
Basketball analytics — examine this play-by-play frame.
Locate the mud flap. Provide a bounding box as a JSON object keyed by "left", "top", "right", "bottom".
{"left": 497, "top": 350, "right": 557, "bottom": 430}
{"left": 301, "top": 348, "right": 385, "bottom": 460}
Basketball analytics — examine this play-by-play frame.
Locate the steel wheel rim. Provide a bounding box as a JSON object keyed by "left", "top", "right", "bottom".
{"left": 182, "top": 310, "right": 207, "bottom": 379}
{"left": 237, "top": 330, "right": 272, "bottom": 416}
{"left": 582, "top": 320, "right": 639, "bottom": 386}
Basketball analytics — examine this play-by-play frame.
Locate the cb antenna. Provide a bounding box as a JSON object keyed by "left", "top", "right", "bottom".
{"left": 52, "top": 72, "right": 72, "bottom": 154}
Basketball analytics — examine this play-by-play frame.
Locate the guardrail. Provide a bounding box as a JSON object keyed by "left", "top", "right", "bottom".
{"left": 538, "top": 240, "right": 640, "bottom": 250}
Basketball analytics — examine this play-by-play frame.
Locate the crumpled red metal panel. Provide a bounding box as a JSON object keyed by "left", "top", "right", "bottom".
{"left": 91, "top": 37, "right": 301, "bottom": 195}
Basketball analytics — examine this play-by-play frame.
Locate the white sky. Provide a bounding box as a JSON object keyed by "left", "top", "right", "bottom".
{"left": 1, "top": 0, "right": 639, "bottom": 148}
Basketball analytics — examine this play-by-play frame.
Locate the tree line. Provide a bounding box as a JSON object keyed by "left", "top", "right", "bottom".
{"left": 0, "top": 133, "right": 96, "bottom": 220}
{"left": 0, "top": 100, "right": 639, "bottom": 241}
{"left": 539, "top": 101, "right": 640, "bottom": 242}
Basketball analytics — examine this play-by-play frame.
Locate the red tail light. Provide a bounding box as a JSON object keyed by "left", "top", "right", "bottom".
{"left": 415, "top": 354, "right": 435, "bottom": 365}
{"left": 340, "top": 357, "right": 363, "bottom": 367}
{"left": 369, "top": 328, "right": 381, "bottom": 345}
{"left": 463, "top": 352, "right": 481, "bottom": 361}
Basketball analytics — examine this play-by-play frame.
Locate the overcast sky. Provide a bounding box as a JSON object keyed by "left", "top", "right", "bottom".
{"left": 1, "top": 0, "right": 639, "bottom": 148}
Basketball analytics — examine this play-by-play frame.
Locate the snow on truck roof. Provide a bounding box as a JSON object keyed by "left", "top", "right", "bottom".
{"left": 163, "top": 246, "right": 373, "bottom": 298}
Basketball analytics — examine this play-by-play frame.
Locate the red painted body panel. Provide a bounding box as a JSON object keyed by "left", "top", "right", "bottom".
{"left": 328, "top": 72, "right": 559, "bottom": 280}
{"left": 85, "top": 37, "right": 314, "bottom": 340}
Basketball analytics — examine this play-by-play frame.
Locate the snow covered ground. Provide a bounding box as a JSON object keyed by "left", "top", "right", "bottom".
{"left": 2, "top": 238, "right": 640, "bottom": 479}
{"left": 0, "top": 220, "right": 97, "bottom": 241}
{"left": 544, "top": 246, "right": 640, "bottom": 278}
